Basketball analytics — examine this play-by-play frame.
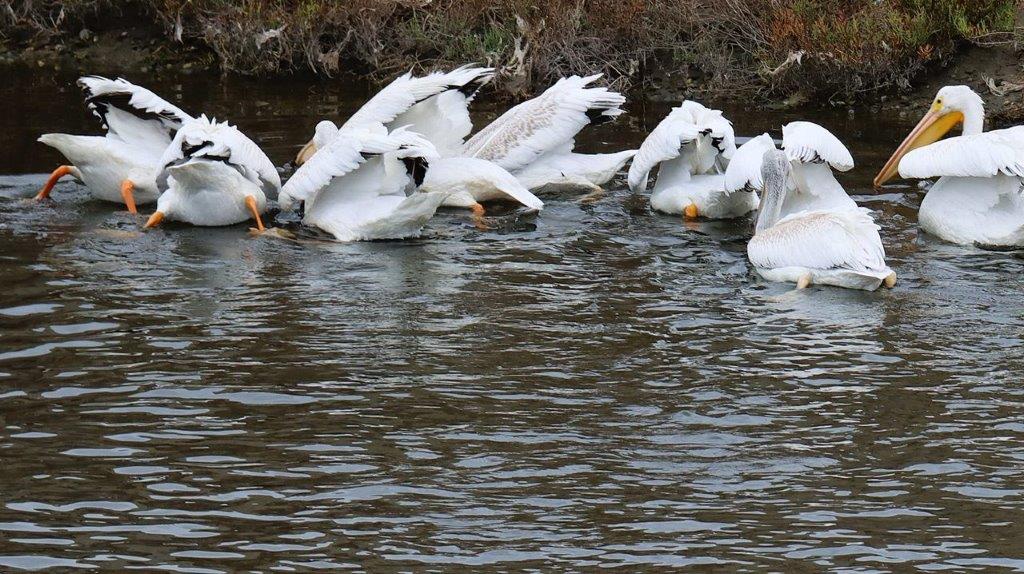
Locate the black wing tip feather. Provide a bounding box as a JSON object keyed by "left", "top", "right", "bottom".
{"left": 402, "top": 156, "right": 429, "bottom": 187}
{"left": 85, "top": 91, "right": 186, "bottom": 130}
{"left": 453, "top": 71, "right": 493, "bottom": 98}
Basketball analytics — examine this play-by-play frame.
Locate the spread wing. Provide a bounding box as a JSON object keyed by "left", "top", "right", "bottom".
{"left": 463, "top": 74, "right": 625, "bottom": 172}
{"left": 78, "top": 76, "right": 193, "bottom": 159}
{"left": 341, "top": 65, "right": 493, "bottom": 134}
{"left": 628, "top": 101, "right": 736, "bottom": 193}
{"left": 627, "top": 108, "right": 702, "bottom": 193}
{"left": 782, "top": 121, "right": 854, "bottom": 171}
{"left": 724, "top": 133, "right": 777, "bottom": 192}
{"left": 159, "top": 115, "right": 280, "bottom": 196}
{"left": 280, "top": 127, "right": 437, "bottom": 210}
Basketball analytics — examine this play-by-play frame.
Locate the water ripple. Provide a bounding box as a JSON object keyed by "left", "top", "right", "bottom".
{"left": 1, "top": 72, "right": 1023, "bottom": 571}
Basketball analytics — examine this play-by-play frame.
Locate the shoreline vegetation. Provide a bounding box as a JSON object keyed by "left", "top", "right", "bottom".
{"left": 2, "top": 1, "right": 1022, "bottom": 106}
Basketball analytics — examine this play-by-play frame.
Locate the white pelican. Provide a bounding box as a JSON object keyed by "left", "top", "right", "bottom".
{"left": 627, "top": 100, "right": 755, "bottom": 219}
{"left": 461, "top": 74, "right": 635, "bottom": 195}
{"left": 280, "top": 124, "right": 540, "bottom": 240}
{"left": 37, "top": 76, "right": 191, "bottom": 213}
{"left": 728, "top": 144, "right": 896, "bottom": 291}
{"left": 294, "top": 65, "right": 495, "bottom": 164}
{"left": 874, "top": 85, "right": 1024, "bottom": 247}
{"left": 281, "top": 126, "right": 442, "bottom": 241}
{"left": 145, "top": 115, "right": 280, "bottom": 230}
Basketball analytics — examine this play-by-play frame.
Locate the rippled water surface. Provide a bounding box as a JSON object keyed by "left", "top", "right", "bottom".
{"left": 2, "top": 68, "right": 1023, "bottom": 572}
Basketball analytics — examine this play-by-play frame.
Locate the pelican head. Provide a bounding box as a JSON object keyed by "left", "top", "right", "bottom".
{"left": 874, "top": 85, "right": 984, "bottom": 188}
{"left": 295, "top": 120, "right": 340, "bottom": 166}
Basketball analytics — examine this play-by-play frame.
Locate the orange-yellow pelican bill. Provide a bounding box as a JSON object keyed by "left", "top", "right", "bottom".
{"left": 873, "top": 105, "right": 964, "bottom": 189}
{"left": 145, "top": 211, "right": 165, "bottom": 228}
{"left": 295, "top": 139, "right": 318, "bottom": 166}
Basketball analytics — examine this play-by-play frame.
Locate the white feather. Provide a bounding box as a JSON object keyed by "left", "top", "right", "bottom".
{"left": 899, "top": 126, "right": 1024, "bottom": 179}
{"left": 36, "top": 76, "right": 189, "bottom": 206}
{"left": 281, "top": 126, "right": 438, "bottom": 211}
{"left": 429, "top": 157, "right": 544, "bottom": 210}
{"left": 749, "top": 208, "right": 887, "bottom": 273}
{"left": 627, "top": 108, "right": 702, "bottom": 193}
{"left": 463, "top": 74, "right": 625, "bottom": 173}
{"left": 283, "top": 126, "right": 446, "bottom": 242}
{"left": 628, "top": 100, "right": 738, "bottom": 218}
{"left": 160, "top": 115, "right": 281, "bottom": 197}
{"left": 782, "top": 121, "right": 854, "bottom": 171}
{"left": 515, "top": 146, "right": 636, "bottom": 190}
{"left": 77, "top": 76, "right": 192, "bottom": 159}
{"left": 725, "top": 133, "right": 776, "bottom": 192}
{"left": 341, "top": 65, "right": 494, "bottom": 134}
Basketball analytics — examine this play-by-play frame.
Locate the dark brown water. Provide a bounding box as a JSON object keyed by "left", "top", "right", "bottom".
{"left": 1, "top": 67, "right": 1023, "bottom": 572}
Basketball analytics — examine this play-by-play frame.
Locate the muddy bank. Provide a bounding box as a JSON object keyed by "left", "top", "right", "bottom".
{"left": 6, "top": 30, "right": 1023, "bottom": 125}
{"left": 3, "top": 2, "right": 1022, "bottom": 124}
{"left": 883, "top": 45, "right": 1024, "bottom": 128}
{"left": 4, "top": 1, "right": 1021, "bottom": 101}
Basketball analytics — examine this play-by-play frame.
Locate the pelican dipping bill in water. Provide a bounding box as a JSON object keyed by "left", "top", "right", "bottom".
{"left": 145, "top": 115, "right": 280, "bottom": 230}
{"left": 297, "top": 68, "right": 627, "bottom": 213}
{"left": 37, "top": 76, "right": 192, "bottom": 213}
{"left": 726, "top": 121, "right": 858, "bottom": 220}
{"left": 282, "top": 123, "right": 541, "bottom": 240}
{"left": 729, "top": 142, "right": 896, "bottom": 291}
{"left": 874, "top": 85, "right": 1024, "bottom": 247}
{"left": 281, "top": 126, "right": 446, "bottom": 241}
{"left": 628, "top": 100, "right": 755, "bottom": 219}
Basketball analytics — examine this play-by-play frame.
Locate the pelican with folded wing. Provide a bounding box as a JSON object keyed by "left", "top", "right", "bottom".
{"left": 874, "top": 85, "right": 1024, "bottom": 247}
{"left": 728, "top": 127, "right": 896, "bottom": 291}
{"left": 145, "top": 115, "right": 280, "bottom": 230}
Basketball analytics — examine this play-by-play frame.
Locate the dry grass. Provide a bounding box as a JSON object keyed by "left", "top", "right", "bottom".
{"left": 3, "top": 0, "right": 1020, "bottom": 99}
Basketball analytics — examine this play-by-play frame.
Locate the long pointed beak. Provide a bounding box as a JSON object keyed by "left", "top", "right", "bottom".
{"left": 145, "top": 211, "right": 165, "bottom": 228}
{"left": 295, "top": 139, "right": 318, "bottom": 166}
{"left": 873, "top": 107, "right": 963, "bottom": 189}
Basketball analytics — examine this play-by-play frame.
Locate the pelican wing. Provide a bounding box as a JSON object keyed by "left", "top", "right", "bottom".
{"left": 78, "top": 76, "right": 192, "bottom": 158}
{"left": 281, "top": 127, "right": 437, "bottom": 210}
{"left": 627, "top": 108, "right": 702, "bottom": 193}
{"left": 628, "top": 101, "right": 736, "bottom": 193}
{"left": 280, "top": 137, "right": 367, "bottom": 209}
{"left": 390, "top": 90, "right": 475, "bottom": 157}
{"left": 724, "top": 133, "right": 776, "bottom": 192}
{"left": 341, "top": 65, "right": 494, "bottom": 134}
{"left": 159, "top": 115, "right": 281, "bottom": 196}
{"left": 519, "top": 145, "right": 636, "bottom": 189}
{"left": 681, "top": 100, "right": 737, "bottom": 161}
{"left": 748, "top": 208, "right": 887, "bottom": 273}
{"left": 463, "top": 74, "right": 625, "bottom": 172}
{"left": 899, "top": 126, "right": 1024, "bottom": 179}
{"left": 782, "top": 121, "right": 854, "bottom": 171}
